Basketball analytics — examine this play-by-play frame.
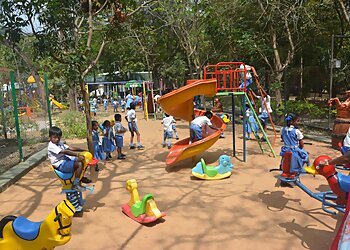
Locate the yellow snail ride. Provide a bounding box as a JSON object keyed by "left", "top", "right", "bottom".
{"left": 0, "top": 200, "right": 75, "bottom": 250}
{"left": 51, "top": 151, "right": 97, "bottom": 212}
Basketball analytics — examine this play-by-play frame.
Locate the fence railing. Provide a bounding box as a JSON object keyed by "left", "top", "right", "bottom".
{"left": 0, "top": 71, "right": 52, "bottom": 174}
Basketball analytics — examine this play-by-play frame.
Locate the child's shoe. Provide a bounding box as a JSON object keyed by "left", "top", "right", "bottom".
{"left": 260, "top": 137, "right": 267, "bottom": 142}
{"left": 168, "top": 145, "right": 171, "bottom": 149}
{"left": 176, "top": 136, "right": 179, "bottom": 140}
{"left": 137, "top": 145, "right": 145, "bottom": 150}
{"left": 95, "top": 165, "right": 102, "bottom": 172}
{"left": 72, "top": 184, "right": 85, "bottom": 192}
{"left": 121, "top": 153, "right": 126, "bottom": 157}
{"left": 81, "top": 177, "right": 92, "bottom": 184}
{"left": 162, "top": 143, "right": 166, "bottom": 148}
{"left": 130, "top": 145, "right": 136, "bottom": 149}
{"left": 75, "top": 205, "right": 83, "bottom": 212}
{"left": 117, "top": 156, "right": 126, "bottom": 159}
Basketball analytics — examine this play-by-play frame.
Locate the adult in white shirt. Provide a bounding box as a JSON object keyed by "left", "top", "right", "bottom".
{"left": 189, "top": 111, "right": 217, "bottom": 144}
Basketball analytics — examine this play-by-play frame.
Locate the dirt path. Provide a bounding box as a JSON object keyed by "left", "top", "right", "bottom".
{"left": 0, "top": 112, "right": 344, "bottom": 250}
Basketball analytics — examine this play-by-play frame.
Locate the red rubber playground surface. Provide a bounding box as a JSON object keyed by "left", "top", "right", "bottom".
{"left": 0, "top": 117, "right": 344, "bottom": 250}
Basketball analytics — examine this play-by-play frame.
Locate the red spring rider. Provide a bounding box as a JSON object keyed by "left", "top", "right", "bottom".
{"left": 305, "top": 155, "right": 350, "bottom": 205}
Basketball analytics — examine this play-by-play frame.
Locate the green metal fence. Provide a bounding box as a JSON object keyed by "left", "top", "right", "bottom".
{"left": 0, "top": 71, "right": 52, "bottom": 174}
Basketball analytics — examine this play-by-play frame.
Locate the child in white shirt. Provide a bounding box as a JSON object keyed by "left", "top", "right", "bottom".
{"left": 162, "top": 113, "right": 176, "bottom": 149}
{"left": 189, "top": 111, "right": 216, "bottom": 144}
{"left": 48, "top": 126, "right": 86, "bottom": 191}
{"left": 126, "top": 103, "right": 144, "bottom": 150}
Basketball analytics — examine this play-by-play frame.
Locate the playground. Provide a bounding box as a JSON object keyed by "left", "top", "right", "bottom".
{"left": 1, "top": 1, "right": 350, "bottom": 248}
{"left": 0, "top": 63, "right": 349, "bottom": 250}
{"left": 0, "top": 116, "right": 343, "bottom": 250}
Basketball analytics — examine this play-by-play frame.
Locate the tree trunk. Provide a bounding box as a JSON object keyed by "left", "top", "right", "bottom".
{"left": 274, "top": 72, "right": 283, "bottom": 105}
{"left": 33, "top": 74, "right": 48, "bottom": 112}
{"left": 68, "top": 86, "right": 78, "bottom": 111}
{"left": 187, "top": 56, "right": 193, "bottom": 78}
{"left": 79, "top": 78, "right": 93, "bottom": 153}
{"left": 194, "top": 57, "right": 202, "bottom": 79}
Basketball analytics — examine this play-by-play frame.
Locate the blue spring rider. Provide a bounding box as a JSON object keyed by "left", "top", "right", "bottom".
{"left": 192, "top": 155, "right": 234, "bottom": 180}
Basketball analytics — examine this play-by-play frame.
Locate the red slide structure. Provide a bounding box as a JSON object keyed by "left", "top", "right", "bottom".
{"left": 158, "top": 79, "right": 226, "bottom": 166}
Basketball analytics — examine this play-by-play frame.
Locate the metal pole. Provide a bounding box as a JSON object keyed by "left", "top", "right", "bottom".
{"left": 231, "top": 93, "right": 236, "bottom": 157}
{"left": 151, "top": 82, "right": 156, "bottom": 120}
{"left": 142, "top": 81, "right": 148, "bottom": 121}
{"left": 284, "top": 68, "right": 288, "bottom": 127}
{"left": 10, "top": 71, "right": 23, "bottom": 161}
{"left": 44, "top": 73, "right": 52, "bottom": 128}
{"left": 329, "top": 34, "right": 334, "bottom": 130}
{"left": 242, "top": 92, "right": 246, "bottom": 162}
{"left": 0, "top": 86, "right": 7, "bottom": 139}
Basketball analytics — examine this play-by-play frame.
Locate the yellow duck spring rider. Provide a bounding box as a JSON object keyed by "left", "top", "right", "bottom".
{"left": 192, "top": 155, "right": 234, "bottom": 180}
{"left": 51, "top": 152, "right": 97, "bottom": 213}
{"left": 121, "top": 179, "right": 166, "bottom": 224}
{"left": 0, "top": 200, "right": 75, "bottom": 250}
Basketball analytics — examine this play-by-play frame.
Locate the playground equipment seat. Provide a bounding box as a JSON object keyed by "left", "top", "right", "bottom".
{"left": 51, "top": 152, "right": 98, "bottom": 213}
{"left": 121, "top": 179, "right": 166, "bottom": 224}
{"left": 192, "top": 155, "right": 234, "bottom": 180}
{"left": 0, "top": 200, "right": 75, "bottom": 249}
{"left": 280, "top": 152, "right": 296, "bottom": 179}
{"left": 276, "top": 155, "right": 345, "bottom": 214}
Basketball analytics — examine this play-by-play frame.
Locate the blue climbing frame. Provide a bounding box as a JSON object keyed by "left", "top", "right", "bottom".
{"left": 216, "top": 91, "right": 276, "bottom": 162}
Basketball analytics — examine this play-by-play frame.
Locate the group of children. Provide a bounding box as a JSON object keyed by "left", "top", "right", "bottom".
{"left": 47, "top": 103, "right": 147, "bottom": 192}
{"left": 49, "top": 72, "right": 315, "bottom": 190}
{"left": 92, "top": 103, "right": 145, "bottom": 161}
{"left": 91, "top": 92, "right": 145, "bottom": 116}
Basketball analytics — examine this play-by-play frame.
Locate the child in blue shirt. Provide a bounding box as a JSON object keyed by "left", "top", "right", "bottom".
{"left": 340, "top": 128, "right": 350, "bottom": 155}
{"left": 125, "top": 91, "right": 134, "bottom": 109}
{"left": 92, "top": 121, "right": 106, "bottom": 161}
{"left": 280, "top": 113, "right": 309, "bottom": 175}
{"left": 103, "top": 98, "right": 108, "bottom": 111}
{"left": 102, "top": 120, "right": 116, "bottom": 159}
{"left": 244, "top": 104, "right": 259, "bottom": 140}
{"left": 114, "top": 114, "right": 127, "bottom": 159}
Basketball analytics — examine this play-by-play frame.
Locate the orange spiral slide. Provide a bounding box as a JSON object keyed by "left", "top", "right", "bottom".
{"left": 158, "top": 79, "right": 226, "bottom": 166}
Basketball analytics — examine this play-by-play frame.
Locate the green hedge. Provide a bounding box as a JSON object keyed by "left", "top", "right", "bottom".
{"left": 57, "top": 111, "right": 87, "bottom": 139}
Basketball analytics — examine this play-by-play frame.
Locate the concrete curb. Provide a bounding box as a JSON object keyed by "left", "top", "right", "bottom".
{"left": 267, "top": 125, "right": 331, "bottom": 144}
{"left": 0, "top": 148, "right": 47, "bottom": 193}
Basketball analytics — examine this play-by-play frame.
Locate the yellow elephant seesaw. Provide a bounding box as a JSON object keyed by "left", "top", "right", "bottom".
{"left": 0, "top": 200, "right": 75, "bottom": 250}
{"left": 51, "top": 152, "right": 98, "bottom": 213}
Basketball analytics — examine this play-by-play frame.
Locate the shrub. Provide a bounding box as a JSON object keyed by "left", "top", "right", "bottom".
{"left": 57, "top": 111, "right": 87, "bottom": 139}
{"left": 270, "top": 100, "right": 331, "bottom": 122}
